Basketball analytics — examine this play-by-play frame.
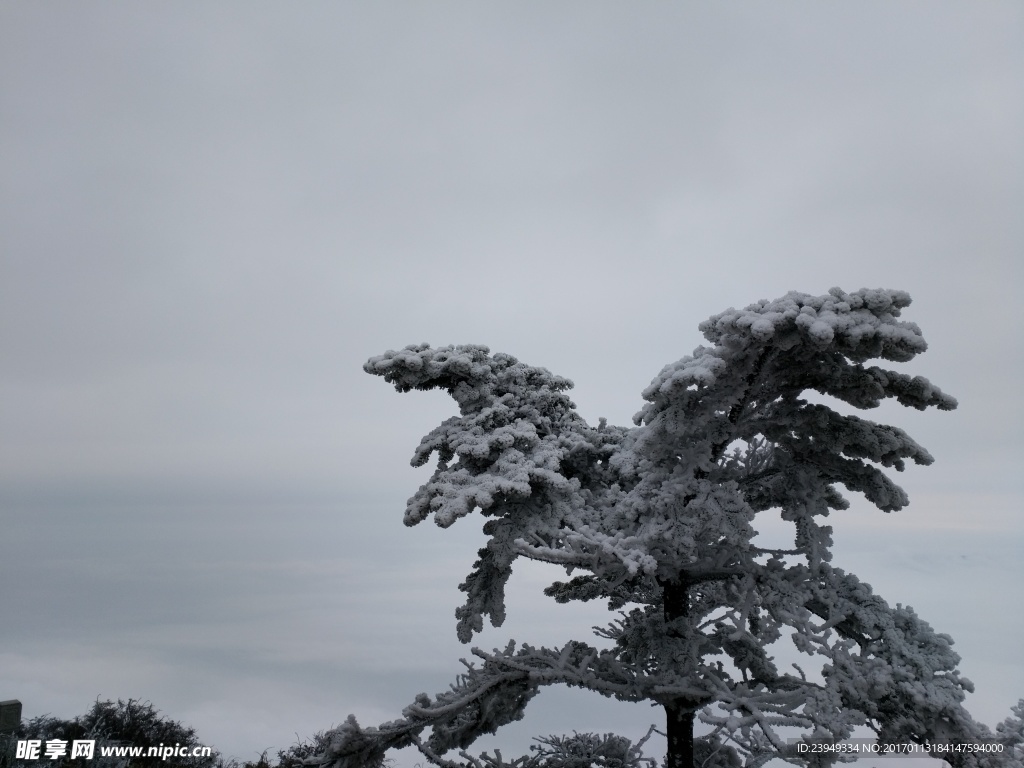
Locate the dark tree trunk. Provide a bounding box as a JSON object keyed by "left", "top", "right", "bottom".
{"left": 665, "top": 706, "right": 695, "bottom": 768}
{"left": 661, "top": 577, "right": 695, "bottom": 768}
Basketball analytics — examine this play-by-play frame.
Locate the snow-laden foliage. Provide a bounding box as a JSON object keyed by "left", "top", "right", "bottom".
{"left": 318, "top": 288, "right": 1017, "bottom": 768}
{"left": 995, "top": 701, "right": 1024, "bottom": 765}
{"left": 0, "top": 698, "right": 221, "bottom": 768}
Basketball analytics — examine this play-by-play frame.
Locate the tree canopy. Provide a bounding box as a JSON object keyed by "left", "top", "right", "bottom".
{"left": 318, "top": 288, "right": 1019, "bottom": 768}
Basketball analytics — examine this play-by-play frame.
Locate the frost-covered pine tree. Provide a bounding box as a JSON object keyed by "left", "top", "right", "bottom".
{"left": 319, "top": 288, "right": 1018, "bottom": 768}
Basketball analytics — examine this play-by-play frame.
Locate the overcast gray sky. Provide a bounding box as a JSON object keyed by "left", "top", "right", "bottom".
{"left": 1, "top": 3, "right": 1022, "bottom": 765}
